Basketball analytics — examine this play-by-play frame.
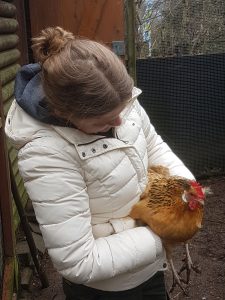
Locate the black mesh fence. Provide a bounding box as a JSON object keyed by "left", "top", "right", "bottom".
{"left": 136, "top": 0, "right": 225, "bottom": 59}
{"left": 136, "top": 53, "right": 225, "bottom": 178}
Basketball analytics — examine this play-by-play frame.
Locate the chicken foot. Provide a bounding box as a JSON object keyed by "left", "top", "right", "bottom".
{"left": 169, "top": 257, "right": 188, "bottom": 295}
{"left": 178, "top": 243, "right": 201, "bottom": 283}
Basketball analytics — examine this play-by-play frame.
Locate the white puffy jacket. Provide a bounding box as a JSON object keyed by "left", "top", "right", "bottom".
{"left": 5, "top": 95, "right": 194, "bottom": 291}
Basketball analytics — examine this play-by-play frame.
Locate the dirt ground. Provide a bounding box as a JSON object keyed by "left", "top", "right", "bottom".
{"left": 20, "top": 176, "right": 225, "bottom": 300}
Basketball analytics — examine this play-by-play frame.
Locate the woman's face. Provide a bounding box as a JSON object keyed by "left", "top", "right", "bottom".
{"left": 70, "top": 104, "right": 125, "bottom": 134}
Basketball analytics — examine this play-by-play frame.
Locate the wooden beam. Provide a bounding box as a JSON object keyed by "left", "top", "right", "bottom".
{"left": 0, "top": 1, "right": 16, "bottom": 18}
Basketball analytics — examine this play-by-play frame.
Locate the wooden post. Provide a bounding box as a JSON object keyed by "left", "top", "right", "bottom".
{"left": 1, "top": 257, "right": 15, "bottom": 300}
{"left": 14, "top": 0, "right": 29, "bottom": 64}
{"left": 0, "top": 84, "right": 15, "bottom": 299}
{"left": 0, "top": 86, "right": 14, "bottom": 258}
{"left": 125, "top": 0, "right": 136, "bottom": 84}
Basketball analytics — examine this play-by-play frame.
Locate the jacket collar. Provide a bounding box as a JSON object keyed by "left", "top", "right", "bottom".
{"left": 52, "top": 125, "right": 131, "bottom": 160}
{"left": 51, "top": 87, "right": 142, "bottom": 147}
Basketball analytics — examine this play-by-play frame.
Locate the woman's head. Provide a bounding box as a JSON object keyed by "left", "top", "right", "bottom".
{"left": 32, "top": 26, "right": 134, "bottom": 133}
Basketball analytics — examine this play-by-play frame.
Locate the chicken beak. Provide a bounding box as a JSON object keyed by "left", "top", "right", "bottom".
{"left": 197, "top": 198, "right": 204, "bottom": 205}
{"left": 203, "top": 186, "right": 212, "bottom": 196}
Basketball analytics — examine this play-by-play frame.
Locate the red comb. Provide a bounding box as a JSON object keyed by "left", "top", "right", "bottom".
{"left": 190, "top": 181, "right": 204, "bottom": 198}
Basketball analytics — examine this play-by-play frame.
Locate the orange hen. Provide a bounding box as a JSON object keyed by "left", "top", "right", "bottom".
{"left": 130, "top": 165, "right": 210, "bottom": 293}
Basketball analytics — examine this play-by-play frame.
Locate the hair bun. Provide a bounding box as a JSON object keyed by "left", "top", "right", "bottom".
{"left": 31, "top": 26, "right": 74, "bottom": 64}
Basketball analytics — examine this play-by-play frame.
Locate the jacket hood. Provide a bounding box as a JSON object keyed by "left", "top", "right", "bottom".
{"left": 15, "top": 63, "right": 66, "bottom": 126}
{"left": 15, "top": 63, "right": 143, "bottom": 127}
{"left": 6, "top": 63, "right": 143, "bottom": 149}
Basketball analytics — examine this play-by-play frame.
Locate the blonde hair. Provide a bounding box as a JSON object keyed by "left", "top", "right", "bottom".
{"left": 31, "top": 26, "right": 133, "bottom": 119}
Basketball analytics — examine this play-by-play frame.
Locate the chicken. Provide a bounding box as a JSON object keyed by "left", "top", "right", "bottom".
{"left": 130, "top": 165, "right": 210, "bottom": 294}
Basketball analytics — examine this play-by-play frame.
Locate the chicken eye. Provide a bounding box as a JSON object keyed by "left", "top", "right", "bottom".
{"left": 189, "top": 191, "right": 198, "bottom": 198}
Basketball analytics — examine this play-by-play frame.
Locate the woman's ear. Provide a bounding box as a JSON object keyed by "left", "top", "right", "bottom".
{"left": 52, "top": 109, "right": 69, "bottom": 120}
{"left": 52, "top": 109, "right": 62, "bottom": 117}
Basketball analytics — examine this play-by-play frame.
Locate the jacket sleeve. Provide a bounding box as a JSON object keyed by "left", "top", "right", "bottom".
{"left": 136, "top": 101, "right": 194, "bottom": 179}
{"left": 18, "top": 141, "right": 162, "bottom": 284}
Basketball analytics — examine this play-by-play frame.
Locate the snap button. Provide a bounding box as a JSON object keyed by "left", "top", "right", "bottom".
{"left": 163, "top": 263, "right": 167, "bottom": 268}
{"left": 92, "top": 148, "right": 96, "bottom": 153}
{"left": 103, "top": 144, "right": 108, "bottom": 149}
{"left": 82, "top": 152, "right": 86, "bottom": 157}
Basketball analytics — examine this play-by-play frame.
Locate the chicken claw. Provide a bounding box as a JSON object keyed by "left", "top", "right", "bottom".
{"left": 178, "top": 243, "right": 201, "bottom": 283}
{"left": 169, "top": 257, "right": 188, "bottom": 295}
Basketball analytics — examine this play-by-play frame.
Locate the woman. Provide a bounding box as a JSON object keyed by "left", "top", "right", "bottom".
{"left": 5, "top": 27, "right": 194, "bottom": 299}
